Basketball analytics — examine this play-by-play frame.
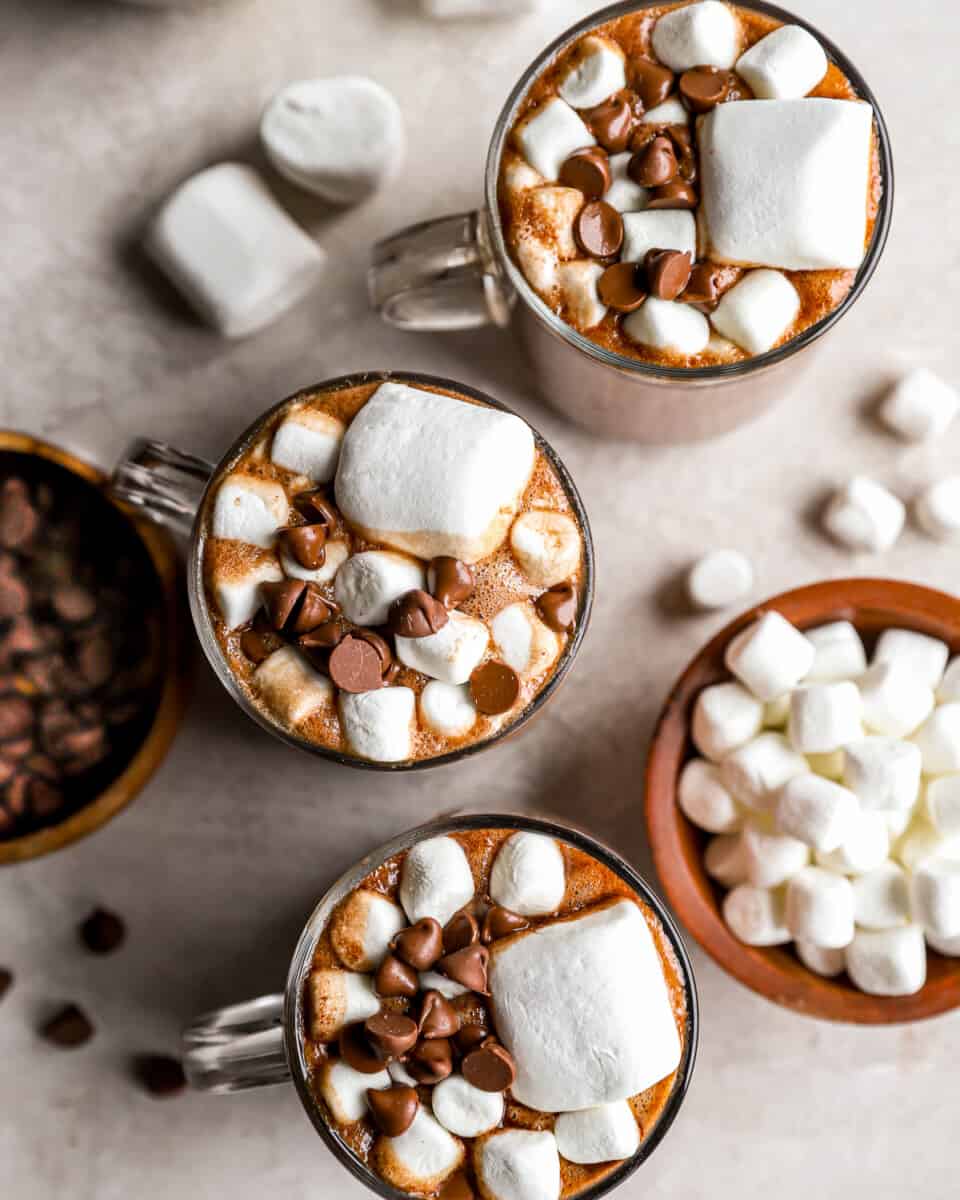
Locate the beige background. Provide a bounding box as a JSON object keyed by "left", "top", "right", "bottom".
{"left": 0, "top": 0, "right": 957, "bottom": 1197}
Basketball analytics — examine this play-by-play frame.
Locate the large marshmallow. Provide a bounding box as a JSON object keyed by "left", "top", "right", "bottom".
{"left": 722, "top": 734, "right": 808, "bottom": 812}
{"left": 912, "top": 704, "right": 960, "bottom": 775}
{"left": 605, "top": 152, "right": 649, "bottom": 214}
{"left": 881, "top": 368, "right": 960, "bottom": 443}
{"left": 741, "top": 822, "right": 810, "bottom": 888}
{"left": 621, "top": 210, "right": 697, "bottom": 265}
{"left": 338, "top": 687, "right": 416, "bottom": 764}
{"left": 651, "top": 1, "right": 740, "bottom": 71}
{"left": 927, "top": 775, "right": 960, "bottom": 839}
{"left": 419, "top": 681, "right": 478, "bottom": 738}
{"left": 845, "top": 925, "right": 927, "bottom": 997}
{"left": 692, "top": 682, "right": 764, "bottom": 762}
{"left": 432, "top": 1075, "right": 504, "bottom": 1138}
{"left": 623, "top": 298, "right": 710, "bottom": 357}
{"left": 554, "top": 1102, "right": 640, "bottom": 1165}
{"left": 214, "top": 559, "right": 284, "bottom": 630}
{"left": 270, "top": 409, "right": 344, "bottom": 483}
{"left": 776, "top": 775, "right": 859, "bottom": 854}
{"left": 788, "top": 682, "right": 862, "bottom": 754}
{"left": 852, "top": 862, "right": 911, "bottom": 930}
{"left": 400, "top": 836, "right": 475, "bottom": 926}
{"left": 785, "top": 866, "right": 855, "bottom": 948}
{"left": 735, "top": 25, "right": 828, "bottom": 99}
{"left": 874, "top": 629, "right": 949, "bottom": 690}
{"left": 375, "top": 1109, "right": 464, "bottom": 1194}
{"left": 329, "top": 889, "right": 406, "bottom": 972}
{"left": 910, "top": 856, "right": 960, "bottom": 938}
{"left": 815, "top": 810, "right": 890, "bottom": 875}
{"left": 796, "top": 940, "right": 846, "bottom": 978}
{"left": 212, "top": 474, "right": 289, "bottom": 548}
{"left": 334, "top": 550, "right": 425, "bottom": 627}
{"left": 146, "top": 163, "right": 325, "bottom": 338}
{"left": 396, "top": 611, "right": 489, "bottom": 685}
{"left": 335, "top": 383, "right": 536, "bottom": 563}
{"left": 915, "top": 477, "right": 960, "bottom": 542}
{"left": 489, "top": 832, "right": 566, "bottom": 916}
{"left": 678, "top": 759, "right": 742, "bottom": 834}
{"left": 253, "top": 646, "right": 333, "bottom": 725}
{"left": 843, "top": 737, "right": 922, "bottom": 812}
{"left": 823, "top": 477, "right": 906, "bottom": 553}
{"left": 491, "top": 602, "right": 561, "bottom": 679}
{"left": 509, "top": 511, "right": 581, "bottom": 589}
{"left": 704, "top": 833, "right": 749, "bottom": 888}
{"left": 698, "top": 100, "right": 873, "bottom": 270}
{"left": 724, "top": 612, "right": 815, "bottom": 702}
{"left": 558, "top": 36, "right": 627, "bottom": 110}
{"left": 319, "top": 1059, "right": 391, "bottom": 1124}
{"left": 859, "top": 662, "right": 934, "bottom": 738}
{"left": 687, "top": 549, "right": 754, "bottom": 611}
{"left": 281, "top": 538, "right": 349, "bottom": 584}
{"left": 710, "top": 270, "right": 800, "bottom": 356}
{"left": 805, "top": 621, "right": 867, "bottom": 683}
{"left": 557, "top": 260, "right": 607, "bottom": 330}
{"left": 476, "top": 1131, "right": 560, "bottom": 1200}
{"left": 722, "top": 884, "right": 790, "bottom": 946}
{"left": 517, "top": 98, "right": 596, "bottom": 182}
{"left": 307, "top": 968, "right": 380, "bottom": 1042}
{"left": 489, "top": 900, "right": 681, "bottom": 1112}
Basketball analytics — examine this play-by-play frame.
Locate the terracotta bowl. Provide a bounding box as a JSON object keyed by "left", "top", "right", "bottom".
{"left": 646, "top": 578, "right": 960, "bottom": 1024}
{"left": 0, "top": 433, "right": 190, "bottom": 864}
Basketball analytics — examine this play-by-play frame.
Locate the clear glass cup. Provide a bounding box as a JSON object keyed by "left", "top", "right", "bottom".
{"left": 181, "top": 811, "right": 699, "bottom": 1200}
{"left": 369, "top": 0, "right": 894, "bottom": 444}
{"left": 110, "top": 371, "right": 595, "bottom": 772}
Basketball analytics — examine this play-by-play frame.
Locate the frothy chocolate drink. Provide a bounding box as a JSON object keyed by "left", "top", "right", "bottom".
{"left": 201, "top": 379, "right": 588, "bottom": 765}
{"left": 303, "top": 827, "right": 688, "bottom": 1198}
{"left": 499, "top": 1, "right": 883, "bottom": 367}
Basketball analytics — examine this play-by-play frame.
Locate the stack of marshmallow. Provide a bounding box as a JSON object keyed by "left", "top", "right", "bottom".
{"left": 679, "top": 610, "right": 960, "bottom": 996}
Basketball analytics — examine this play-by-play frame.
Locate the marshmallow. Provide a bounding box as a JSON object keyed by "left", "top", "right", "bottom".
{"left": 823, "top": 477, "right": 905, "bottom": 553}
{"left": 253, "top": 646, "right": 333, "bottom": 725}
{"left": 509, "top": 511, "right": 581, "bottom": 589}
{"left": 735, "top": 25, "right": 828, "bottom": 100}
{"left": 621, "top": 210, "right": 697, "bottom": 265}
{"left": 785, "top": 866, "right": 855, "bottom": 948}
{"left": 489, "top": 832, "right": 566, "bottom": 916}
{"left": 213, "top": 559, "right": 284, "bottom": 630}
{"left": 260, "top": 76, "right": 404, "bottom": 205}
{"left": 881, "top": 368, "right": 960, "bottom": 442}
{"left": 763, "top": 694, "right": 791, "bottom": 730}
{"left": 699, "top": 100, "right": 873, "bottom": 270}
{"left": 491, "top": 602, "right": 561, "bottom": 679}
{"left": 893, "top": 817, "right": 960, "bottom": 873}
{"left": 375, "top": 1109, "right": 464, "bottom": 1194}
{"left": 557, "top": 260, "right": 607, "bottom": 330}
{"left": 852, "top": 862, "right": 911, "bottom": 930}
{"left": 623, "top": 298, "right": 710, "bottom": 356}
{"left": 874, "top": 629, "right": 949, "bottom": 690}
{"left": 418, "top": 970, "right": 471, "bottom": 1000}
{"left": 329, "top": 889, "right": 406, "bottom": 972}
{"left": 319, "top": 1059, "right": 391, "bottom": 1125}
{"left": 678, "top": 759, "right": 742, "bottom": 834}
{"left": 815, "top": 810, "right": 890, "bottom": 875}
{"left": 692, "top": 682, "right": 764, "bottom": 762}
{"left": 704, "top": 833, "right": 749, "bottom": 888}
{"left": 475, "top": 1131, "right": 560, "bottom": 1200}
{"left": 859, "top": 663, "right": 934, "bottom": 738}
{"left": 400, "top": 836, "right": 475, "bottom": 926}
{"left": 558, "top": 36, "right": 627, "bottom": 110}
{"left": 686, "top": 549, "right": 754, "bottom": 611}
{"left": 651, "top": 1, "right": 740, "bottom": 71}
{"left": 146, "top": 163, "right": 325, "bottom": 338}
{"left": 915, "top": 477, "right": 960, "bottom": 542}
{"left": 805, "top": 621, "right": 867, "bottom": 682}
{"left": 845, "top": 925, "right": 927, "bottom": 997}
{"left": 338, "top": 687, "right": 416, "bottom": 763}
{"left": 554, "top": 1102, "right": 640, "bottom": 1165}
{"left": 419, "top": 681, "right": 477, "bottom": 739}
{"left": 280, "top": 538, "right": 349, "bottom": 584}
{"left": 518, "top": 98, "right": 596, "bottom": 182}
{"left": 724, "top": 612, "right": 815, "bottom": 702}
{"left": 776, "top": 775, "right": 859, "bottom": 854}
{"left": 883, "top": 809, "right": 912, "bottom": 840}
{"left": 334, "top": 551, "right": 426, "bottom": 627}
{"left": 307, "top": 968, "right": 380, "bottom": 1042}
{"left": 722, "top": 884, "right": 790, "bottom": 946}
{"left": 925, "top": 929, "right": 960, "bottom": 957}
{"left": 212, "top": 474, "right": 288, "bottom": 548}
{"left": 710, "top": 270, "right": 800, "bottom": 356}
{"left": 270, "top": 409, "right": 344, "bottom": 483}
{"left": 722, "top": 734, "right": 808, "bottom": 812}
{"left": 808, "top": 750, "right": 845, "bottom": 782}
{"left": 526, "top": 187, "right": 581, "bottom": 260}
{"left": 431, "top": 1075, "right": 504, "bottom": 1138}
{"left": 927, "top": 775, "right": 960, "bottom": 839}
{"left": 741, "top": 821, "right": 810, "bottom": 888}
{"left": 421, "top": 0, "right": 543, "bottom": 15}
{"left": 489, "top": 901, "right": 681, "bottom": 1111}
{"left": 940, "top": 658, "right": 960, "bottom": 703}
{"left": 516, "top": 232, "right": 560, "bottom": 295}
{"left": 504, "top": 156, "right": 545, "bottom": 198}
{"left": 911, "top": 856, "right": 960, "bottom": 938}
{"left": 788, "top": 682, "right": 862, "bottom": 754}
{"left": 640, "top": 98, "right": 690, "bottom": 126}
{"left": 336, "top": 383, "right": 536, "bottom": 562}
{"left": 396, "top": 612, "right": 489, "bottom": 685}
{"left": 912, "top": 704, "right": 960, "bottom": 775}
{"left": 605, "top": 153, "right": 649, "bottom": 213}
{"left": 796, "top": 941, "right": 846, "bottom": 978}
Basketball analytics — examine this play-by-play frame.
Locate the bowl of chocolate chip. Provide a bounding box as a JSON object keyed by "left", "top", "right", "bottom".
{"left": 0, "top": 434, "right": 187, "bottom": 863}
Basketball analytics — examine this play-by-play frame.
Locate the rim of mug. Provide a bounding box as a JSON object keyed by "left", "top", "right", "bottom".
{"left": 483, "top": 0, "right": 895, "bottom": 383}
{"left": 188, "top": 371, "right": 595, "bottom": 772}
{"left": 282, "top": 810, "right": 700, "bottom": 1200}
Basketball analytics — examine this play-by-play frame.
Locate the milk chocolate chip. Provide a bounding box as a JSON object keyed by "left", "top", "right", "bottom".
{"left": 629, "top": 135, "right": 677, "bottom": 188}
{"left": 597, "top": 262, "right": 647, "bottom": 313}
{"left": 240, "top": 626, "right": 280, "bottom": 665}
{"left": 293, "top": 490, "right": 338, "bottom": 531}
{"left": 290, "top": 584, "right": 336, "bottom": 635}
{"left": 668, "top": 127, "right": 697, "bottom": 182}
{"left": 559, "top": 147, "right": 612, "bottom": 200}
{"left": 79, "top": 907, "right": 126, "bottom": 955}
{"left": 365, "top": 1012, "right": 419, "bottom": 1061}
{"left": 646, "top": 180, "right": 698, "bottom": 210}
{"left": 645, "top": 249, "right": 693, "bottom": 300}
{"left": 443, "top": 912, "right": 479, "bottom": 955}
{"left": 260, "top": 580, "right": 305, "bottom": 632}
{"left": 679, "top": 66, "right": 732, "bottom": 113}
{"left": 133, "top": 1054, "right": 187, "bottom": 1097}
{"left": 682, "top": 262, "right": 724, "bottom": 305}
{"left": 632, "top": 57, "right": 674, "bottom": 110}
{"left": 375, "top": 954, "right": 419, "bottom": 999}
{"left": 392, "top": 917, "right": 444, "bottom": 971}
{"left": 461, "top": 1040, "right": 516, "bottom": 1094}
{"left": 481, "top": 906, "right": 530, "bottom": 944}
{"left": 387, "top": 590, "right": 449, "bottom": 639}
{"left": 328, "top": 635, "right": 384, "bottom": 694}
{"left": 367, "top": 1085, "right": 419, "bottom": 1137}
{"left": 455, "top": 1023, "right": 489, "bottom": 1054}
{"left": 41, "top": 1004, "right": 94, "bottom": 1048}
{"left": 438, "top": 944, "right": 489, "bottom": 994}
{"left": 339, "top": 1022, "right": 385, "bottom": 1074}
{"left": 470, "top": 662, "right": 520, "bottom": 716}
{"left": 407, "top": 1038, "right": 454, "bottom": 1085}
{"left": 429, "top": 557, "right": 475, "bottom": 609}
{"left": 418, "top": 990, "right": 461, "bottom": 1040}
{"left": 535, "top": 583, "right": 578, "bottom": 633}
{"left": 583, "top": 91, "right": 637, "bottom": 153}
{"left": 298, "top": 621, "right": 344, "bottom": 669}
{"left": 278, "top": 524, "right": 327, "bottom": 570}
{"left": 574, "top": 201, "right": 624, "bottom": 260}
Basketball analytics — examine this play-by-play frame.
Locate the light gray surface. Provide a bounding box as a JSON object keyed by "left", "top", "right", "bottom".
{"left": 0, "top": 1, "right": 957, "bottom": 1197}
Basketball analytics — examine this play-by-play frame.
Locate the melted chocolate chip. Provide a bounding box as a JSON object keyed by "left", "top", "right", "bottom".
{"left": 392, "top": 917, "right": 444, "bottom": 971}
{"left": 260, "top": 580, "right": 305, "bottom": 633}
{"left": 437, "top": 944, "right": 489, "bottom": 994}
{"left": 632, "top": 57, "right": 674, "bottom": 110}
{"left": 375, "top": 954, "right": 419, "bottom": 999}
{"left": 679, "top": 66, "right": 733, "bottom": 113}
{"left": 365, "top": 1012, "right": 419, "bottom": 1061}
{"left": 407, "top": 1038, "right": 454, "bottom": 1085}
{"left": 367, "top": 1085, "right": 419, "bottom": 1137}
{"left": 278, "top": 524, "right": 327, "bottom": 570}
{"left": 429, "top": 557, "right": 475, "bottom": 609}
{"left": 292, "top": 490, "right": 338, "bottom": 531}
{"left": 461, "top": 1040, "right": 516, "bottom": 1093}
{"left": 597, "top": 262, "right": 647, "bottom": 313}
{"left": 339, "top": 1022, "right": 385, "bottom": 1074}
{"left": 133, "top": 1054, "right": 187, "bottom": 1097}
{"left": 290, "top": 584, "right": 336, "bottom": 635}
{"left": 418, "top": 990, "right": 461, "bottom": 1041}
{"left": 646, "top": 179, "right": 698, "bottom": 210}
{"left": 454, "top": 1023, "right": 489, "bottom": 1055}
{"left": 79, "top": 907, "right": 126, "bottom": 955}
{"left": 481, "top": 906, "right": 530, "bottom": 944}
{"left": 41, "top": 1004, "right": 94, "bottom": 1048}
{"left": 668, "top": 127, "right": 697, "bottom": 182}
{"left": 470, "top": 662, "right": 520, "bottom": 716}
{"left": 558, "top": 147, "right": 612, "bottom": 199}
{"left": 387, "top": 590, "right": 449, "bottom": 639}
{"left": 574, "top": 201, "right": 624, "bottom": 260}
{"left": 629, "top": 135, "right": 677, "bottom": 188}
{"left": 240, "top": 627, "right": 279, "bottom": 665}
{"left": 682, "top": 262, "right": 724, "bottom": 305}
{"left": 535, "top": 583, "right": 578, "bottom": 634}
{"left": 645, "top": 248, "right": 693, "bottom": 300}
{"left": 328, "top": 635, "right": 384, "bottom": 694}
{"left": 583, "top": 91, "right": 638, "bottom": 153}
{"left": 443, "top": 912, "right": 479, "bottom": 955}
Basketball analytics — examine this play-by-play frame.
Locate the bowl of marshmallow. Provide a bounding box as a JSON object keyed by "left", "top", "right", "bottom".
{"left": 645, "top": 578, "right": 960, "bottom": 1023}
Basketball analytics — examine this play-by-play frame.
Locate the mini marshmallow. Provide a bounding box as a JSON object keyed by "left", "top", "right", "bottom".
{"left": 710, "top": 270, "right": 800, "bottom": 356}
{"left": 741, "top": 822, "right": 810, "bottom": 888}
{"left": 516, "top": 232, "right": 561, "bottom": 295}
{"left": 858, "top": 663, "right": 934, "bottom": 738}
{"left": 722, "top": 734, "right": 808, "bottom": 812}
{"left": 214, "top": 560, "right": 284, "bottom": 630}
{"left": 775, "top": 775, "right": 859, "bottom": 854}
{"left": 605, "top": 153, "right": 649, "bottom": 213}
{"left": 335, "top": 383, "right": 536, "bottom": 562}
{"left": 807, "top": 750, "right": 845, "bottom": 782}
{"left": 432, "top": 1075, "right": 504, "bottom": 1138}
{"left": 786, "top": 866, "right": 855, "bottom": 948}
{"left": 796, "top": 941, "right": 846, "bottom": 978}
{"left": 503, "top": 156, "right": 545, "bottom": 198}
{"left": 421, "top": 0, "right": 543, "bottom": 15}
{"left": 915, "top": 477, "right": 960, "bottom": 542}
{"left": 722, "top": 884, "right": 790, "bottom": 946}
{"left": 724, "top": 612, "right": 815, "bottom": 702}
{"left": 509, "top": 511, "right": 581, "bottom": 589}
{"left": 678, "top": 759, "right": 742, "bottom": 834}
{"left": 260, "top": 76, "right": 404, "bottom": 205}
{"left": 927, "top": 775, "right": 960, "bottom": 839}
{"left": 621, "top": 210, "right": 697, "bottom": 265}
{"left": 852, "top": 862, "right": 911, "bottom": 930}
{"left": 419, "top": 681, "right": 477, "bottom": 739}
{"left": 912, "top": 704, "right": 960, "bottom": 775}
{"left": 253, "top": 646, "right": 333, "bottom": 725}
{"left": 557, "top": 260, "right": 607, "bottom": 330}
{"left": 319, "top": 1059, "right": 391, "bottom": 1125}
{"left": 491, "top": 602, "right": 561, "bottom": 679}
{"left": 788, "top": 682, "right": 862, "bottom": 754}
{"left": 212, "top": 474, "right": 288, "bottom": 548}
{"left": 893, "top": 817, "right": 960, "bottom": 873}
{"left": 338, "top": 687, "right": 416, "bottom": 764}
{"left": 651, "top": 1, "right": 740, "bottom": 71}
{"left": 307, "top": 968, "right": 380, "bottom": 1042}
{"left": 476, "top": 1130, "right": 560, "bottom": 1200}
{"left": 884, "top": 809, "right": 912, "bottom": 840}
{"left": 146, "top": 163, "right": 325, "bottom": 338}
{"left": 880, "top": 368, "right": 960, "bottom": 442}
{"left": 558, "top": 36, "right": 627, "bottom": 110}
{"left": 845, "top": 925, "right": 927, "bottom": 996}
{"left": 334, "top": 551, "right": 426, "bottom": 627}
{"left": 518, "top": 98, "right": 596, "bottom": 182}
{"left": 686, "top": 549, "right": 753, "bottom": 611}
{"left": 375, "top": 1109, "right": 464, "bottom": 1194}
{"left": 925, "top": 929, "right": 960, "bottom": 957}
{"left": 692, "top": 682, "right": 764, "bottom": 762}
{"left": 554, "top": 1102, "right": 640, "bottom": 1166}
{"left": 623, "top": 299, "right": 710, "bottom": 356}
{"left": 815, "top": 810, "right": 890, "bottom": 875}
{"left": 735, "top": 25, "right": 828, "bottom": 99}
{"left": 396, "top": 612, "right": 489, "bottom": 685}
{"left": 526, "top": 187, "right": 581, "bottom": 260}
{"left": 489, "top": 832, "right": 566, "bottom": 917}
{"left": 400, "top": 836, "right": 475, "bottom": 926}
{"left": 910, "top": 856, "right": 960, "bottom": 938}
{"left": 705, "top": 833, "right": 749, "bottom": 888}
{"left": 418, "top": 970, "right": 471, "bottom": 1000}
{"left": 329, "top": 889, "right": 406, "bottom": 972}
{"left": 823, "top": 477, "right": 905, "bottom": 553}
{"left": 640, "top": 98, "right": 690, "bottom": 126}
{"left": 280, "top": 538, "right": 349, "bottom": 584}
{"left": 874, "top": 629, "right": 949, "bottom": 690}
{"left": 271, "top": 409, "right": 345, "bottom": 483}
{"left": 805, "top": 621, "right": 867, "bottom": 683}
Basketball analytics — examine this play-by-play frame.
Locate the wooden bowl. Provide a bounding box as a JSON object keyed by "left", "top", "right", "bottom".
{"left": 0, "top": 433, "right": 190, "bottom": 864}
{"left": 645, "top": 578, "right": 960, "bottom": 1024}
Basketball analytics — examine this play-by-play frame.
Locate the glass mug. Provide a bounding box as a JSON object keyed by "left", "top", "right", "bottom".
{"left": 110, "top": 371, "right": 595, "bottom": 772}
{"left": 180, "top": 812, "right": 700, "bottom": 1200}
{"left": 370, "top": 0, "right": 894, "bottom": 444}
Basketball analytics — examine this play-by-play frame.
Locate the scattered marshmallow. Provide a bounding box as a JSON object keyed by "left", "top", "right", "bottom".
{"left": 554, "top": 1102, "right": 640, "bottom": 1165}
{"left": 334, "top": 551, "right": 426, "bottom": 627}
{"left": 280, "top": 538, "right": 349, "bottom": 584}
{"left": 705, "top": 833, "right": 749, "bottom": 888}
{"left": 621, "top": 210, "right": 697, "bottom": 265}
{"left": 692, "top": 682, "right": 764, "bottom": 762}
{"left": 776, "top": 775, "right": 859, "bottom": 854}
{"left": 805, "top": 621, "right": 867, "bottom": 682}
{"left": 815, "top": 809, "right": 890, "bottom": 875}
{"left": 375, "top": 1109, "right": 464, "bottom": 1194}
{"left": 796, "top": 940, "right": 845, "bottom": 978}
{"left": 212, "top": 474, "right": 288, "bottom": 548}
{"left": 605, "top": 153, "right": 649, "bottom": 213}
{"left": 319, "top": 1058, "right": 391, "bottom": 1124}
{"left": 419, "top": 681, "right": 477, "bottom": 739}
{"left": 399, "top": 836, "right": 475, "bottom": 926}
{"left": 912, "top": 703, "right": 960, "bottom": 775}
{"left": 509, "top": 511, "right": 581, "bottom": 589}
{"left": 686, "top": 549, "right": 754, "bottom": 611}
{"left": 927, "top": 775, "right": 960, "bottom": 839}
{"left": 735, "top": 25, "right": 828, "bottom": 100}
{"left": 875, "top": 629, "right": 949, "bottom": 690}
{"left": 338, "top": 687, "right": 416, "bottom": 764}
{"left": 396, "top": 612, "right": 490, "bottom": 685}
{"left": 788, "top": 682, "right": 861, "bottom": 755}
{"left": 421, "top": 0, "right": 542, "bottom": 18}
{"left": 475, "top": 1130, "right": 560, "bottom": 1200}
{"left": 915, "top": 477, "right": 960, "bottom": 542}
{"left": 418, "top": 970, "right": 471, "bottom": 1000}
{"left": 254, "top": 646, "right": 333, "bottom": 725}
{"left": 271, "top": 409, "right": 345, "bottom": 483}
{"left": 710, "top": 269, "right": 800, "bottom": 356}
{"left": 651, "top": 1, "right": 740, "bottom": 71}
{"left": 880, "top": 368, "right": 960, "bottom": 443}
{"left": 622, "top": 298, "right": 710, "bottom": 356}
{"left": 678, "top": 759, "right": 742, "bottom": 834}
{"left": 489, "top": 832, "right": 566, "bottom": 917}
{"left": 823, "top": 477, "right": 905, "bottom": 553}
{"left": 557, "top": 260, "right": 607, "bottom": 330}
{"left": 491, "top": 602, "right": 561, "bottom": 679}
{"left": 845, "top": 925, "right": 927, "bottom": 996}
{"left": 741, "top": 822, "right": 810, "bottom": 888}
{"left": 640, "top": 98, "right": 690, "bottom": 126}
{"left": 214, "top": 560, "right": 284, "bottom": 630}
{"left": 330, "top": 889, "right": 406, "bottom": 972}
{"left": 785, "top": 866, "right": 855, "bottom": 948}
{"left": 432, "top": 1075, "right": 504, "bottom": 1138}
{"left": 910, "top": 856, "right": 960, "bottom": 938}
{"left": 722, "top": 734, "right": 808, "bottom": 812}
{"left": 307, "top": 968, "right": 380, "bottom": 1042}
{"left": 852, "top": 861, "right": 911, "bottom": 930}
{"left": 517, "top": 98, "right": 596, "bottom": 182}
{"left": 858, "top": 663, "right": 934, "bottom": 738}
{"left": 146, "top": 163, "right": 325, "bottom": 338}
{"left": 558, "top": 36, "right": 627, "bottom": 110}
{"left": 724, "top": 612, "right": 815, "bottom": 702}
{"left": 722, "top": 884, "right": 790, "bottom": 946}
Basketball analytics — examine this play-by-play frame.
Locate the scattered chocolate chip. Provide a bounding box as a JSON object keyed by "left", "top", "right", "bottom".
{"left": 682, "top": 261, "right": 724, "bottom": 305}
{"left": 365, "top": 1012, "right": 419, "bottom": 1062}
{"left": 260, "top": 580, "right": 306, "bottom": 632}
{"left": 645, "top": 248, "right": 693, "bottom": 300}
{"left": 535, "top": 583, "right": 578, "bottom": 634}
{"left": 52, "top": 585, "right": 97, "bottom": 625}
{"left": 597, "top": 261, "right": 647, "bottom": 313}
{"left": 387, "top": 590, "right": 449, "bottom": 639}
{"left": 292, "top": 490, "right": 338, "bottom": 531}
{"left": 437, "top": 944, "right": 489, "bottom": 995}
{"left": 462, "top": 1040, "right": 516, "bottom": 1093}
{"left": 366, "top": 1084, "right": 419, "bottom": 1137}
{"left": 454, "top": 1023, "right": 489, "bottom": 1055}
{"left": 418, "top": 990, "right": 461, "bottom": 1041}
{"left": 668, "top": 126, "right": 697, "bottom": 182}
{"left": 481, "top": 906, "right": 530, "bottom": 944}
{"left": 559, "top": 146, "right": 612, "bottom": 199}
{"left": 278, "top": 524, "right": 327, "bottom": 571}
{"left": 0, "top": 967, "right": 12, "bottom": 1001}
{"left": 632, "top": 57, "right": 674, "bottom": 110}
{"left": 629, "top": 135, "right": 677, "bottom": 188}
{"left": 574, "top": 200, "right": 624, "bottom": 260}
{"left": 429, "top": 557, "right": 476, "bottom": 609}
{"left": 583, "top": 90, "right": 638, "bottom": 153}
{"left": 375, "top": 954, "right": 419, "bottom": 999}
{"left": 79, "top": 907, "right": 126, "bottom": 955}
{"left": 392, "top": 917, "right": 444, "bottom": 971}
{"left": 679, "top": 66, "right": 733, "bottom": 113}
{"left": 339, "top": 1022, "right": 386, "bottom": 1074}
{"left": 0, "top": 479, "right": 38, "bottom": 550}
{"left": 406, "top": 1037, "right": 454, "bottom": 1085}
{"left": 470, "top": 662, "right": 520, "bottom": 716}
{"left": 133, "top": 1054, "right": 187, "bottom": 1097}
{"left": 290, "top": 584, "right": 336, "bottom": 635}
{"left": 240, "top": 627, "right": 275, "bottom": 665}
{"left": 0, "top": 696, "right": 33, "bottom": 741}
{"left": 41, "top": 1004, "right": 94, "bottom": 1048}
{"left": 328, "top": 635, "right": 385, "bottom": 694}
{"left": 443, "top": 912, "right": 479, "bottom": 955}
{"left": 646, "top": 179, "right": 698, "bottom": 210}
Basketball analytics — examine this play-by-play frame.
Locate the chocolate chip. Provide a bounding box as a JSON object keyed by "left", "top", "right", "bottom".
{"left": 278, "top": 524, "right": 327, "bottom": 571}
{"left": 292, "top": 490, "right": 338, "bottom": 531}
{"left": 339, "top": 1022, "right": 386, "bottom": 1074}
{"left": 52, "top": 585, "right": 96, "bottom": 625}
{"left": 682, "top": 261, "right": 724, "bottom": 305}
{"left": 328, "top": 635, "right": 384, "bottom": 694}
{"left": 429, "top": 557, "right": 476, "bottom": 610}
{"left": 461, "top": 1040, "right": 516, "bottom": 1094}
{"left": 392, "top": 917, "right": 444, "bottom": 971}
{"left": 443, "top": 912, "right": 479, "bottom": 956}
{"left": 299, "top": 621, "right": 344, "bottom": 654}
{"left": 260, "top": 580, "right": 306, "bottom": 632}
{"left": 406, "top": 1037, "right": 454, "bottom": 1085}
{"left": 353, "top": 629, "right": 393, "bottom": 675}
{"left": 559, "top": 147, "right": 612, "bottom": 199}
{"left": 364, "top": 1012, "right": 419, "bottom": 1061}
{"left": 386, "top": 590, "right": 449, "bottom": 639}
{"left": 668, "top": 127, "right": 697, "bottom": 182}
{"left": 470, "top": 662, "right": 520, "bottom": 716}
{"left": 481, "top": 906, "right": 530, "bottom": 944}
{"left": 366, "top": 1084, "right": 419, "bottom": 1137}
{"left": 133, "top": 1054, "right": 187, "bottom": 1097}
{"left": 632, "top": 57, "right": 674, "bottom": 110}
{"left": 646, "top": 179, "right": 698, "bottom": 210}
{"left": 437, "top": 944, "right": 489, "bottom": 995}
{"left": 41, "top": 1004, "right": 94, "bottom": 1048}
{"left": 0, "top": 479, "right": 38, "bottom": 550}
{"left": 645, "top": 248, "right": 693, "bottom": 300}
{"left": 574, "top": 200, "right": 624, "bottom": 260}
{"left": 454, "top": 1023, "right": 489, "bottom": 1055}
{"left": 679, "top": 66, "right": 732, "bottom": 113}
{"left": 629, "top": 135, "right": 677, "bottom": 188}
{"left": 290, "top": 584, "right": 336, "bottom": 635}
{"left": 0, "top": 696, "right": 33, "bottom": 741}
{"left": 597, "top": 262, "right": 647, "bottom": 313}
{"left": 79, "top": 907, "right": 126, "bottom": 955}
{"left": 240, "top": 627, "right": 275, "bottom": 665}
{"left": 583, "top": 91, "right": 638, "bottom": 153}
{"left": 418, "top": 990, "right": 461, "bottom": 1041}
{"left": 535, "top": 583, "right": 578, "bottom": 634}
{"left": 375, "top": 954, "right": 419, "bottom": 999}
{"left": 0, "top": 967, "right": 12, "bottom": 1001}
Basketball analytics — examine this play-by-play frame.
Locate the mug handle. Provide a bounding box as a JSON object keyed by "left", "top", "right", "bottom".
{"left": 111, "top": 439, "right": 214, "bottom": 538}
{"left": 369, "top": 210, "right": 514, "bottom": 332}
{"left": 182, "top": 995, "right": 290, "bottom": 1093}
